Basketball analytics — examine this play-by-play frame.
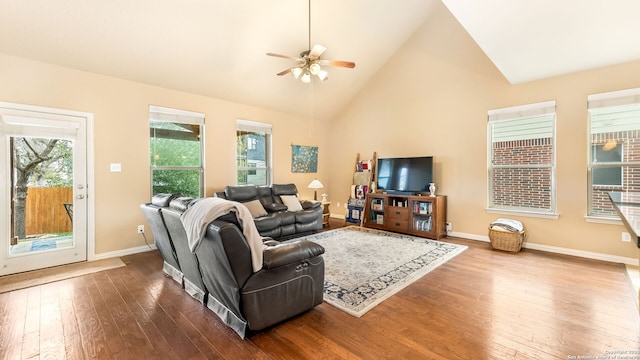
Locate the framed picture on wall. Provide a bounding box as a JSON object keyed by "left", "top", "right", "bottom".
{"left": 291, "top": 145, "right": 318, "bottom": 173}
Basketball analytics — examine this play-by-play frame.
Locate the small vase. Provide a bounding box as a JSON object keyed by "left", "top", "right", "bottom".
{"left": 429, "top": 183, "right": 436, "bottom": 197}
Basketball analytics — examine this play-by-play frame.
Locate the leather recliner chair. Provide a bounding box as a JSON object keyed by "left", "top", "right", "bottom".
{"left": 140, "top": 194, "right": 183, "bottom": 284}
{"left": 141, "top": 194, "right": 325, "bottom": 338}
{"left": 194, "top": 217, "right": 325, "bottom": 338}
{"left": 160, "top": 197, "right": 210, "bottom": 303}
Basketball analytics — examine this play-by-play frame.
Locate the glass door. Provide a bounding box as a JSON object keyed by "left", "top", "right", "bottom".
{"left": 0, "top": 104, "right": 88, "bottom": 275}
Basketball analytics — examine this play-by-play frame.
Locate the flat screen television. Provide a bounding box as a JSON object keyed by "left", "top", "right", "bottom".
{"left": 376, "top": 156, "right": 434, "bottom": 194}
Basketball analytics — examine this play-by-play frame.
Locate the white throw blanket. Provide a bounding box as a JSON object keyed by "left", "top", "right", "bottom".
{"left": 490, "top": 218, "right": 524, "bottom": 232}
{"left": 181, "top": 197, "right": 266, "bottom": 273}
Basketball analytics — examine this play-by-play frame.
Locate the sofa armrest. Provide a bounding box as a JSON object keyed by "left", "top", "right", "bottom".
{"left": 300, "top": 200, "right": 321, "bottom": 210}
{"left": 263, "top": 239, "right": 279, "bottom": 246}
{"left": 262, "top": 240, "right": 325, "bottom": 269}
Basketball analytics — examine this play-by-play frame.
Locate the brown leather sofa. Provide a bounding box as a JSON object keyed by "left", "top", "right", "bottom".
{"left": 141, "top": 194, "right": 325, "bottom": 338}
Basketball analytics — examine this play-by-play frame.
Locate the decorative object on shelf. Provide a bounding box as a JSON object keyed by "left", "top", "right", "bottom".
{"left": 347, "top": 152, "right": 377, "bottom": 226}
{"left": 308, "top": 179, "right": 324, "bottom": 200}
{"left": 429, "top": 182, "right": 436, "bottom": 197}
{"left": 291, "top": 144, "right": 318, "bottom": 173}
{"left": 321, "top": 193, "right": 328, "bottom": 202}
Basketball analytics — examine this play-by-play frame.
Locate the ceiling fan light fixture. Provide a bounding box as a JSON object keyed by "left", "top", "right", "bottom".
{"left": 266, "top": 0, "right": 355, "bottom": 83}
{"left": 291, "top": 67, "right": 303, "bottom": 79}
{"left": 301, "top": 72, "right": 312, "bottom": 83}
{"left": 309, "top": 62, "right": 321, "bottom": 75}
{"left": 317, "top": 70, "right": 329, "bottom": 81}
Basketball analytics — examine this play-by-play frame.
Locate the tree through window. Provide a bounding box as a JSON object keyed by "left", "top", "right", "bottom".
{"left": 149, "top": 106, "right": 204, "bottom": 198}
{"left": 11, "top": 137, "right": 72, "bottom": 241}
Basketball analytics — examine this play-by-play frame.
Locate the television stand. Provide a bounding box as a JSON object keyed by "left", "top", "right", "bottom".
{"left": 362, "top": 193, "right": 447, "bottom": 239}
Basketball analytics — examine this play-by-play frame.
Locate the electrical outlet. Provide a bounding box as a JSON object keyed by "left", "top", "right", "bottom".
{"left": 446, "top": 222, "right": 452, "bottom": 233}
{"left": 137, "top": 225, "right": 145, "bottom": 234}
{"left": 622, "top": 232, "right": 632, "bottom": 242}
{"left": 337, "top": 202, "right": 340, "bottom": 208}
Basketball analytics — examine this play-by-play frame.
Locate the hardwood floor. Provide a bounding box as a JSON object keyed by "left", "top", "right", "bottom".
{"left": 1, "top": 219, "right": 638, "bottom": 359}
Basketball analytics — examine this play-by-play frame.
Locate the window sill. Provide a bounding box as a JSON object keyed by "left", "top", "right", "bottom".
{"left": 584, "top": 215, "right": 622, "bottom": 225}
{"left": 486, "top": 208, "right": 559, "bottom": 220}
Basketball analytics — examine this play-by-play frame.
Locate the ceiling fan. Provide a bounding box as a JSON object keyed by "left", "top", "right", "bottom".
{"left": 266, "top": 0, "right": 355, "bottom": 83}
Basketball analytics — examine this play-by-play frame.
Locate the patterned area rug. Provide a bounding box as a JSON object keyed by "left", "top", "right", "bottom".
{"left": 301, "top": 226, "right": 467, "bottom": 317}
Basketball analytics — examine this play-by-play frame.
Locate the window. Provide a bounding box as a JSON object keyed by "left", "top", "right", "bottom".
{"left": 236, "top": 119, "right": 271, "bottom": 186}
{"left": 588, "top": 88, "right": 640, "bottom": 217}
{"left": 487, "top": 101, "right": 556, "bottom": 216}
{"left": 149, "top": 105, "right": 204, "bottom": 198}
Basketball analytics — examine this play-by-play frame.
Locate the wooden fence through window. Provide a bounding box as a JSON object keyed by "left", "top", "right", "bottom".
{"left": 25, "top": 187, "right": 72, "bottom": 235}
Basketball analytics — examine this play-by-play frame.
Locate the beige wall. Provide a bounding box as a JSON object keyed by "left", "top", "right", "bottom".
{"left": 0, "top": 53, "right": 330, "bottom": 255}
{"left": 329, "top": 2, "right": 640, "bottom": 259}
{"left": 1, "top": 1, "right": 639, "bottom": 260}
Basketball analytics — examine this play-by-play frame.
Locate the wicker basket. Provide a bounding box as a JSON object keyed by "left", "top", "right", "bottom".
{"left": 488, "top": 227, "right": 526, "bottom": 253}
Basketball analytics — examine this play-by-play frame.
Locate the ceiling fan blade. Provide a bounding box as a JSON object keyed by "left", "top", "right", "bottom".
{"left": 266, "top": 52, "right": 302, "bottom": 61}
{"left": 309, "top": 44, "right": 327, "bottom": 58}
{"left": 277, "top": 68, "right": 292, "bottom": 76}
{"left": 318, "top": 59, "right": 356, "bottom": 69}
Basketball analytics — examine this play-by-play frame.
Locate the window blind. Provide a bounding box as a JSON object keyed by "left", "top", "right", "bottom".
{"left": 149, "top": 105, "right": 205, "bottom": 125}
{"left": 237, "top": 119, "right": 272, "bottom": 134}
{"left": 488, "top": 100, "right": 556, "bottom": 122}
{"left": 588, "top": 87, "right": 640, "bottom": 109}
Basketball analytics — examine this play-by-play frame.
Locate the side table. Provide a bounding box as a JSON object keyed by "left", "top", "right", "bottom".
{"left": 321, "top": 201, "right": 331, "bottom": 227}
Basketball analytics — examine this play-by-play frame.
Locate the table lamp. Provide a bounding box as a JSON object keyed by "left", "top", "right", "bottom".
{"left": 308, "top": 179, "right": 324, "bottom": 200}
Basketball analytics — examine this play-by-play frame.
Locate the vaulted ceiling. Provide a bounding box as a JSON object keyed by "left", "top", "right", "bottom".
{"left": 441, "top": 0, "right": 640, "bottom": 84}
{"left": 1, "top": 0, "right": 639, "bottom": 120}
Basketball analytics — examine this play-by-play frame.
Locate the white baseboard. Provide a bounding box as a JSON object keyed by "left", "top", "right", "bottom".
{"left": 91, "top": 243, "right": 156, "bottom": 261}
{"left": 90, "top": 229, "right": 637, "bottom": 266}
{"left": 449, "top": 231, "right": 638, "bottom": 266}
{"left": 449, "top": 231, "right": 488, "bottom": 242}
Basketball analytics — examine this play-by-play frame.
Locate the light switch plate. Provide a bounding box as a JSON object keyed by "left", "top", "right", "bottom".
{"left": 110, "top": 163, "right": 122, "bottom": 172}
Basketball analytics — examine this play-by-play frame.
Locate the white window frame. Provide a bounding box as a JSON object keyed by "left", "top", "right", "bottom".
{"left": 236, "top": 119, "right": 272, "bottom": 186}
{"left": 487, "top": 100, "right": 558, "bottom": 219}
{"left": 586, "top": 87, "right": 640, "bottom": 222}
{"left": 149, "top": 105, "right": 205, "bottom": 198}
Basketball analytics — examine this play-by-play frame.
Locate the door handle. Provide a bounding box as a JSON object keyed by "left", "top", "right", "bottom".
{"left": 76, "top": 194, "right": 85, "bottom": 199}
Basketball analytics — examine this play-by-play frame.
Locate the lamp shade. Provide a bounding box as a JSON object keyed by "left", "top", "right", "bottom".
{"left": 308, "top": 179, "right": 324, "bottom": 189}
{"left": 308, "top": 179, "right": 323, "bottom": 200}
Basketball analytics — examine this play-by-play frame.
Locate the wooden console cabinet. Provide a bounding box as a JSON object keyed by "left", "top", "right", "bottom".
{"left": 363, "top": 193, "right": 447, "bottom": 239}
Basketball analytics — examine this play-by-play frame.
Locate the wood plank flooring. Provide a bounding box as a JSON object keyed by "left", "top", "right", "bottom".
{"left": 1, "top": 220, "right": 638, "bottom": 359}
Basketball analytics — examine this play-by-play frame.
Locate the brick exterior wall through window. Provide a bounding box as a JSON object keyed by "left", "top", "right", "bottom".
{"left": 591, "top": 130, "right": 640, "bottom": 216}
{"left": 492, "top": 138, "right": 553, "bottom": 209}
